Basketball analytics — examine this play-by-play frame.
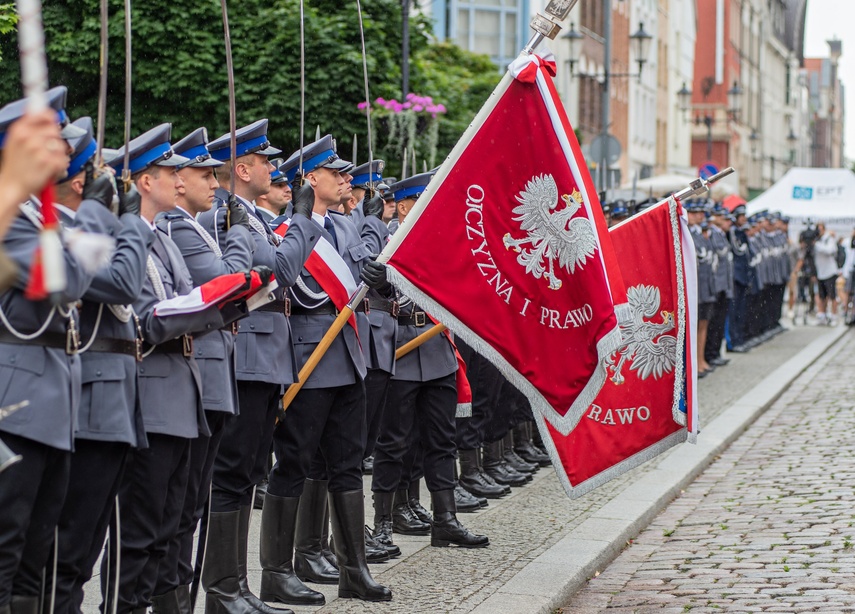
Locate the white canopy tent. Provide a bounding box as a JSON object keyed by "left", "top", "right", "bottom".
{"left": 620, "top": 171, "right": 737, "bottom": 200}
{"left": 747, "top": 168, "right": 855, "bottom": 239}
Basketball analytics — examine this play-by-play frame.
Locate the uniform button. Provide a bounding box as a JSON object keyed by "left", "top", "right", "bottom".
{"left": 197, "top": 350, "right": 203, "bottom": 356}
{"left": 96, "top": 370, "right": 102, "bottom": 376}
{"left": 9, "top": 357, "right": 15, "bottom": 364}
{"left": 298, "top": 336, "right": 303, "bottom": 342}
{"left": 249, "top": 324, "right": 255, "bottom": 330}
{"left": 206, "top": 324, "right": 212, "bottom": 329}
{"left": 139, "top": 368, "right": 145, "bottom": 374}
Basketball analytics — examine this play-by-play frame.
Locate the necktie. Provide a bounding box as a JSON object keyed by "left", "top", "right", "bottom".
{"left": 324, "top": 216, "right": 338, "bottom": 250}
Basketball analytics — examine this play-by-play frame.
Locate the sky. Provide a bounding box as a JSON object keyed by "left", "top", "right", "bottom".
{"left": 804, "top": 1, "right": 855, "bottom": 161}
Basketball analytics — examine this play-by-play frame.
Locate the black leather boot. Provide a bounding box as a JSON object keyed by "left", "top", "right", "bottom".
{"left": 0, "top": 602, "right": 9, "bottom": 614}
{"left": 407, "top": 479, "right": 433, "bottom": 525}
{"left": 371, "top": 491, "right": 398, "bottom": 551}
{"left": 236, "top": 506, "right": 291, "bottom": 614}
{"left": 454, "top": 484, "right": 482, "bottom": 512}
{"left": 482, "top": 440, "right": 527, "bottom": 487}
{"left": 258, "top": 494, "right": 325, "bottom": 606}
{"left": 392, "top": 489, "right": 430, "bottom": 535}
{"left": 151, "top": 589, "right": 182, "bottom": 614}
{"left": 9, "top": 596, "right": 38, "bottom": 614}
{"left": 254, "top": 479, "right": 268, "bottom": 511}
{"left": 329, "top": 490, "right": 392, "bottom": 601}
{"left": 458, "top": 448, "right": 506, "bottom": 498}
{"left": 293, "top": 479, "right": 339, "bottom": 585}
{"left": 503, "top": 433, "right": 537, "bottom": 475}
{"left": 514, "top": 422, "right": 551, "bottom": 466}
{"left": 320, "top": 499, "right": 337, "bottom": 570}
{"left": 430, "top": 490, "right": 489, "bottom": 548}
{"left": 175, "top": 586, "right": 191, "bottom": 613}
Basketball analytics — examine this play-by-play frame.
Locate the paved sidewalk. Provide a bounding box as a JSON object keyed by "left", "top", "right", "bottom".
{"left": 80, "top": 324, "right": 848, "bottom": 613}
{"left": 562, "top": 328, "right": 855, "bottom": 613}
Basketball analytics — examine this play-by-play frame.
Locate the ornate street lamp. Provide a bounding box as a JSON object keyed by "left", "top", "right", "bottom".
{"left": 727, "top": 81, "right": 743, "bottom": 121}
{"left": 563, "top": 22, "right": 584, "bottom": 76}
{"left": 630, "top": 22, "right": 653, "bottom": 78}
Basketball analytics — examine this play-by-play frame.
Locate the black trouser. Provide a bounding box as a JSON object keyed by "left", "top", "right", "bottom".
{"left": 728, "top": 282, "right": 749, "bottom": 349}
{"left": 52, "top": 439, "right": 128, "bottom": 614}
{"left": 269, "top": 380, "right": 366, "bottom": 497}
{"left": 455, "top": 340, "right": 500, "bottom": 451}
{"left": 372, "top": 374, "right": 457, "bottom": 494}
{"left": 705, "top": 291, "right": 729, "bottom": 362}
{"left": 483, "top": 375, "right": 517, "bottom": 444}
{"left": 363, "top": 369, "right": 392, "bottom": 459}
{"left": 211, "top": 381, "right": 281, "bottom": 512}
{"left": 156, "top": 411, "right": 230, "bottom": 595}
{"left": 101, "top": 434, "right": 190, "bottom": 613}
{"left": 746, "top": 289, "right": 762, "bottom": 340}
{"left": 0, "top": 433, "right": 71, "bottom": 606}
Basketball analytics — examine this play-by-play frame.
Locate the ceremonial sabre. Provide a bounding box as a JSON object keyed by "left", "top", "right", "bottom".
{"left": 0, "top": 401, "right": 27, "bottom": 474}
{"left": 356, "top": 0, "right": 375, "bottom": 192}
{"left": 95, "top": 0, "right": 109, "bottom": 164}
{"left": 121, "top": 0, "right": 132, "bottom": 192}
{"left": 16, "top": 0, "right": 66, "bottom": 302}
{"left": 220, "top": 0, "right": 237, "bottom": 197}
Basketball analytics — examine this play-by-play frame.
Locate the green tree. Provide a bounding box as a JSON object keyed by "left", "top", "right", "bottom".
{"left": 0, "top": 4, "right": 17, "bottom": 60}
{"left": 0, "top": 0, "right": 500, "bottom": 172}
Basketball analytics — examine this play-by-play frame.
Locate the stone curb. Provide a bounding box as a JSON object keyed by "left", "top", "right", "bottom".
{"left": 471, "top": 326, "right": 851, "bottom": 614}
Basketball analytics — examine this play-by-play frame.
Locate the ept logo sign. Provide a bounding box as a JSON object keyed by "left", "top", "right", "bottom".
{"left": 792, "top": 186, "right": 813, "bottom": 200}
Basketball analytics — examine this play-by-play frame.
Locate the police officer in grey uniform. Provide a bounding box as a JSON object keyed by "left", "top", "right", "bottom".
{"left": 686, "top": 200, "right": 716, "bottom": 377}
{"left": 0, "top": 88, "right": 96, "bottom": 614}
{"left": 262, "top": 135, "right": 391, "bottom": 604}
{"left": 705, "top": 204, "right": 733, "bottom": 367}
{"left": 728, "top": 205, "right": 751, "bottom": 352}
{"left": 152, "top": 127, "right": 258, "bottom": 611}
{"left": 198, "top": 120, "right": 319, "bottom": 614}
{"left": 49, "top": 116, "right": 153, "bottom": 614}
{"left": 369, "top": 172, "right": 489, "bottom": 553}
{"left": 100, "top": 124, "right": 242, "bottom": 614}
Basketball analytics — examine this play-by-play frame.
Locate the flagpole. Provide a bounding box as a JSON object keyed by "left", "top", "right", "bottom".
{"left": 395, "top": 324, "right": 446, "bottom": 360}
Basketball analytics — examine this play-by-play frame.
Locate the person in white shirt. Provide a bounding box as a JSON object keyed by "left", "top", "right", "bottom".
{"left": 812, "top": 222, "right": 839, "bottom": 324}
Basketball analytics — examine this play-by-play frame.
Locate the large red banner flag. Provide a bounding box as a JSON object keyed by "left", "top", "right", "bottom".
{"left": 534, "top": 197, "right": 700, "bottom": 498}
{"left": 382, "top": 51, "right": 626, "bottom": 433}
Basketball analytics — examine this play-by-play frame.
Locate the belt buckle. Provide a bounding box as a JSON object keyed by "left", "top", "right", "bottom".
{"left": 182, "top": 334, "right": 194, "bottom": 358}
{"left": 414, "top": 312, "right": 426, "bottom": 327}
{"left": 391, "top": 301, "right": 400, "bottom": 317}
{"left": 231, "top": 322, "right": 239, "bottom": 336}
{"left": 363, "top": 298, "right": 370, "bottom": 315}
{"left": 284, "top": 298, "right": 292, "bottom": 317}
{"left": 135, "top": 338, "right": 144, "bottom": 362}
{"left": 65, "top": 328, "right": 80, "bottom": 355}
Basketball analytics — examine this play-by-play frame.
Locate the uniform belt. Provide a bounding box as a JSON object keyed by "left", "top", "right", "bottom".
{"left": 0, "top": 328, "right": 80, "bottom": 355}
{"left": 367, "top": 297, "right": 399, "bottom": 316}
{"left": 86, "top": 336, "right": 142, "bottom": 359}
{"left": 290, "top": 299, "right": 369, "bottom": 317}
{"left": 221, "top": 322, "right": 239, "bottom": 335}
{"left": 147, "top": 334, "right": 194, "bottom": 357}
{"left": 256, "top": 299, "right": 291, "bottom": 317}
{"left": 398, "top": 311, "right": 428, "bottom": 327}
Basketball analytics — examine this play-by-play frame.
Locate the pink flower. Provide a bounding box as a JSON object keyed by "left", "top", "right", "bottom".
{"left": 376, "top": 97, "right": 386, "bottom": 105}
{"left": 357, "top": 101, "right": 369, "bottom": 110}
{"left": 413, "top": 105, "right": 424, "bottom": 112}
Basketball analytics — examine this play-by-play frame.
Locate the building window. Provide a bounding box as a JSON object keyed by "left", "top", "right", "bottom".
{"left": 448, "top": 0, "right": 526, "bottom": 66}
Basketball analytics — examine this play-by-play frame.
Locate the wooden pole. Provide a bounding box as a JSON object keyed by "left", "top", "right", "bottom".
{"left": 395, "top": 323, "right": 446, "bottom": 360}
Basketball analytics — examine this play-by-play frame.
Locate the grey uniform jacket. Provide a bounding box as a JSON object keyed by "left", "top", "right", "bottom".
{"left": 357, "top": 206, "right": 396, "bottom": 375}
{"left": 198, "top": 192, "right": 319, "bottom": 385}
{"left": 157, "top": 207, "right": 254, "bottom": 415}
{"left": 288, "top": 210, "right": 369, "bottom": 389}
{"left": 391, "top": 297, "right": 458, "bottom": 383}
{"left": 709, "top": 225, "right": 733, "bottom": 298}
{"left": 0, "top": 203, "right": 97, "bottom": 451}
{"left": 73, "top": 202, "right": 152, "bottom": 446}
{"left": 135, "top": 229, "right": 226, "bottom": 439}
{"left": 690, "top": 225, "right": 717, "bottom": 304}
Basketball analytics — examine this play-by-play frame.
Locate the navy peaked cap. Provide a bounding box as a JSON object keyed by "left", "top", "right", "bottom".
{"left": 208, "top": 119, "right": 281, "bottom": 161}
{"left": 107, "top": 123, "right": 189, "bottom": 174}
{"left": 172, "top": 127, "right": 223, "bottom": 169}
{"left": 281, "top": 134, "right": 352, "bottom": 183}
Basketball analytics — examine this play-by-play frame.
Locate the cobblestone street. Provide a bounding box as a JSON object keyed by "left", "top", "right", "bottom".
{"left": 562, "top": 329, "right": 855, "bottom": 613}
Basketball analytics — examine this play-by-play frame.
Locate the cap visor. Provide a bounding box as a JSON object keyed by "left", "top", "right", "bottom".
{"left": 322, "top": 158, "right": 352, "bottom": 171}
{"left": 61, "top": 123, "right": 87, "bottom": 140}
{"left": 182, "top": 157, "right": 224, "bottom": 169}
{"left": 257, "top": 145, "right": 282, "bottom": 156}
{"left": 156, "top": 154, "right": 191, "bottom": 168}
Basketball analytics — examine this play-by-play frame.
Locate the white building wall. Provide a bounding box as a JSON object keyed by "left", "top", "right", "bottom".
{"left": 628, "top": 0, "right": 658, "bottom": 178}
{"left": 666, "top": 0, "right": 696, "bottom": 174}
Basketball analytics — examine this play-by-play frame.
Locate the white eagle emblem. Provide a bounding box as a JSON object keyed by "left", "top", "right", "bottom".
{"left": 605, "top": 285, "right": 677, "bottom": 385}
{"left": 502, "top": 174, "right": 598, "bottom": 290}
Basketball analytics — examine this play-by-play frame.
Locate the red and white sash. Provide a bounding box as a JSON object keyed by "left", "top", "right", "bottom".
{"left": 274, "top": 219, "right": 359, "bottom": 333}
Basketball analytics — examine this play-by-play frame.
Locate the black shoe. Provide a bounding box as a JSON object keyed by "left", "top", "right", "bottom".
{"left": 504, "top": 432, "right": 538, "bottom": 474}
{"left": 392, "top": 490, "right": 430, "bottom": 535}
{"left": 728, "top": 344, "right": 749, "bottom": 353}
{"left": 330, "top": 490, "right": 392, "bottom": 602}
{"left": 259, "top": 494, "right": 325, "bottom": 606}
{"left": 371, "top": 491, "right": 399, "bottom": 553}
{"left": 362, "top": 456, "right": 374, "bottom": 475}
{"left": 454, "top": 484, "right": 483, "bottom": 512}
{"left": 513, "top": 423, "right": 551, "bottom": 467}
{"left": 430, "top": 490, "right": 489, "bottom": 548}
{"left": 710, "top": 357, "right": 730, "bottom": 366}
{"left": 458, "top": 448, "right": 507, "bottom": 499}
{"left": 364, "top": 526, "right": 395, "bottom": 561}
{"left": 408, "top": 497, "right": 433, "bottom": 525}
{"left": 254, "top": 479, "right": 268, "bottom": 510}
{"left": 293, "top": 479, "right": 339, "bottom": 585}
